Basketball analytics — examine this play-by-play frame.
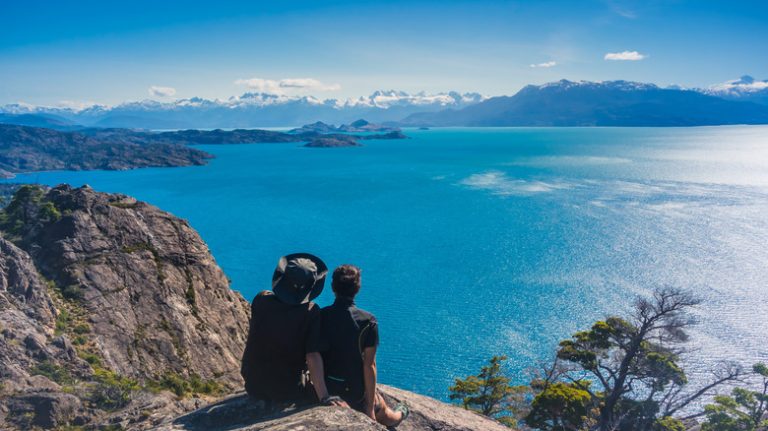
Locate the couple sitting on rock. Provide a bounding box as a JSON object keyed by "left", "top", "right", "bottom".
{"left": 240, "top": 253, "right": 409, "bottom": 427}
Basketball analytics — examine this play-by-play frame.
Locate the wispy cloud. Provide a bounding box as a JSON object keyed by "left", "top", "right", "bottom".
{"left": 148, "top": 86, "right": 177, "bottom": 97}
{"left": 56, "top": 100, "right": 101, "bottom": 111}
{"left": 529, "top": 61, "right": 557, "bottom": 68}
{"left": 604, "top": 0, "right": 637, "bottom": 18}
{"left": 604, "top": 51, "right": 646, "bottom": 61}
{"left": 234, "top": 77, "right": 341, "bottom": 94}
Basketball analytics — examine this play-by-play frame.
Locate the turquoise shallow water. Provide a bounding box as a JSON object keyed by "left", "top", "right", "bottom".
{"left": 7, "top": 127, "right": 768, "bottom": 399}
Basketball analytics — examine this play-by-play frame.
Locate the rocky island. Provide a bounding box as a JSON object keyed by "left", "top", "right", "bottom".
{"left": 0, "top": 185, "right": 504, "bottom": 430}
{"left": 0, "top": 123, "right": 407, "bottom": 177}
{"left": 289, "top": 119, "right": 400, "bottom": 134}
{"left": 0, "top": 124, "right": 211, "bottom": 178}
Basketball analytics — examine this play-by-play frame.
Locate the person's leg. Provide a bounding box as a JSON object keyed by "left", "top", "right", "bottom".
{"left": 373, "top": 392, "right": 404, "bottom": 427}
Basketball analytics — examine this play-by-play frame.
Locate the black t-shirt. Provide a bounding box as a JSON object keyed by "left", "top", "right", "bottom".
{"left": 241, "top": 291, "right": 323, "bottom": 401}
{"left": 319, "top": 296, "right": 379, "bottom": 405}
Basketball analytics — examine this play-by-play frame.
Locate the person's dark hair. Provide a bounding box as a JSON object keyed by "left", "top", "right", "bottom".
{"left": 332, "top": 264, "right": 362, "bottom": 298}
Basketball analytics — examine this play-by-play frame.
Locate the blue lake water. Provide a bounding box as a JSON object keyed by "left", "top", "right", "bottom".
{"left": 7, "top": 127, "right": 768, "bottom": 399}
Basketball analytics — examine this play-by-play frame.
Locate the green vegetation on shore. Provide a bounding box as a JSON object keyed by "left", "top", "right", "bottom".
{"left": 451, "top": 288, "right": 763, "bottom": 430}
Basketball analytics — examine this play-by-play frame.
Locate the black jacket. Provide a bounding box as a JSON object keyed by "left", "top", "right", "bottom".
{"left": 319, "top": 296, "right": 379, "bottom": 405}
{"left": 241, "top": 291, "right": 323, "bottom": 401}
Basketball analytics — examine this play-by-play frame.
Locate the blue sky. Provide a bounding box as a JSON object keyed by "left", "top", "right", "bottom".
{"left": 1, "top": 0, "right": 767, "bottom": 106}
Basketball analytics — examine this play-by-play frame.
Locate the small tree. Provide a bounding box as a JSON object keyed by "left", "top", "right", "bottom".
{"left": 532, "top": 288, "right": 741, "bottom": 431}
{"left": 525, "top": 380, "right": 596, "bottom": 431}
{"left": 450, "top": 355, "right": 530, "bottom": 427}
{"left": 701, "top": 363, "right": 768, "bottom": 431}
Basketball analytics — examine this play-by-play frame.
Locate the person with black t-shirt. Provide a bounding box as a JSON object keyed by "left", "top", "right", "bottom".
{"left": 320, "top": 264, "right": 409, "bottom": 426}
{"left": 241, "top": 253, "right": 344, "bottom": 407}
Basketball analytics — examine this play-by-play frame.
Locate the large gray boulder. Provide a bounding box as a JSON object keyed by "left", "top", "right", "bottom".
{"left": 160, "top": 385, "right": 510, "bottom": 431}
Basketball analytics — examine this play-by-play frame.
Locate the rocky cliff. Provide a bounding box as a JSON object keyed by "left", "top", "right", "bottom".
{"left": 1, "top": 185, "right": 250, "bottom": 429}
{"left": 0, "top": 185, "right": 506, "bottom": 430}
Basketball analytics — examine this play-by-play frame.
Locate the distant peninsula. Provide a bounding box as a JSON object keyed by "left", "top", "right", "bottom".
{"left": 0, "top": 124, "right": 211, "bottom": 178}
{"left": 290, "top": 119, "right": 400, "bottom": 134}
{"left": 0, "top": 122, "right": 407, "bottom": 177}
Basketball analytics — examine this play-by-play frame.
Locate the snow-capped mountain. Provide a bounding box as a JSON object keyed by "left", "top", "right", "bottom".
{"left": 0, "top": 91, "right": 485, "bottom": 129}
{"left": 698, "top": 75, "right": 768, "bottom": 105}
{"left": 401, "top": 79, "right": 768, "bottom": 126}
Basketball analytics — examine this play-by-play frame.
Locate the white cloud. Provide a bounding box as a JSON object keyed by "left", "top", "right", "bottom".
{"left": 148, "top": 86, "right": 177, "bottom": 97}
{"left": 233, "top": 78, "right": 280, "bottom": 93}
{"left": 279, "top": 78, "right": 340, "bottom": 91}
{"left": 56, "top": 100, "right": 100, "bottom": 111}
{"left": 529, "top": 61, "right": 557, "bottom": 68}
{"left": 604, "top": 51, "right": 646, "bottom": 61}
{"left": 234, "top": 77, "right": 341, "bottom": 94}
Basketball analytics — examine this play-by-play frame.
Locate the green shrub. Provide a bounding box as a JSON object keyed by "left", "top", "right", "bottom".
{"left": 88, "top": 368, "right": 139, "bottom": 411}
{"left": 73, "top": 323, "right": 91, "bottom": 334}
{"left": 39, "top": 201, "right": 61, "bottom": 222}
{"left": 54, "top": 308, "right": 73, "bottom": 335}
{"left": 61, "top": 284, "right": 85, "bottom": 301}
{"left": 30, "top": 360, "right": 73, "bottom": 385}
{"left": 78, "top": 351, "right": 102, "bottom": 367}
{"left": 148, "top": 372, "right": 224, "bottom": 397}
{"left": 655, "top": 416, "right": 686, "bottom": 431}
{"left": 0, "top": 185, "right": 55, "bottom": 237}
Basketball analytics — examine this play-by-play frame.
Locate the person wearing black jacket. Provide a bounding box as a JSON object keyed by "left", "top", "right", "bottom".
{"left": 320, "top": 264, "right": 409, "bottom": 426}
{"left": 240, "top": 253, "right": 343, "bottom": 407}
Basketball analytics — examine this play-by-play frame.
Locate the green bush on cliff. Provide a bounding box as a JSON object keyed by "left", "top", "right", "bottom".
{"left": 39, "top": 200, "right": 61, "bottom": 222}
{"left": 54, "top": 308, "right": 73, "bottom": 336}
{"left": 30, "top": 360, "right": 74, "bottom": 385}
{"left": 0, "top": 185, "right": 60, "bottom": 238}
{"left": 148, "top": 372, "right": 225, "bottom": 397}
{"left": 88, "top": 367, "right": 139, "bottom": 411}
{"left": 61, "top": 284, "right": 85, "bottom": 301}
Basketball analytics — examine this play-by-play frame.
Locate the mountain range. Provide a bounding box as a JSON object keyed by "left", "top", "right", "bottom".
{"left": 2, "top": 78, "right": 768, "bottom": 129}
{"left": 0, "top": 91, "right": 484, "bottom": 130}
{"left": 401, "top": 80, "right": 768, "bottom": 126}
